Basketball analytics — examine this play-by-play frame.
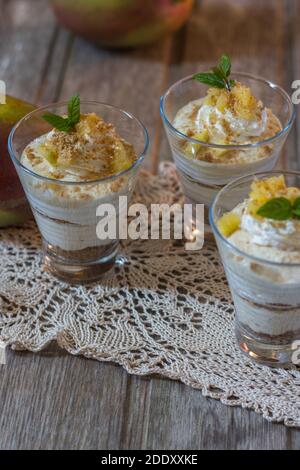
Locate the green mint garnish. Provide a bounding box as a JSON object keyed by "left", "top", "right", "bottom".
{"left": 257, "top": 196, "right": 300, "bottom": 221}
{"left": 193, "top": 54, "right": 236, "bottom": 91}
{"left": 42, "top": 94, "right": 80, "bottom": 132}
{"left": 257, "top": 197, "right": 292, "bottom": 220}
{"left": 292, "top": 197, "right": 300, "bottom": 218}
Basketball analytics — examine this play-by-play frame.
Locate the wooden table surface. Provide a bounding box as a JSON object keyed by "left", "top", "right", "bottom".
{"left": 1, "top": 0, "right": 300, "bottom": 450}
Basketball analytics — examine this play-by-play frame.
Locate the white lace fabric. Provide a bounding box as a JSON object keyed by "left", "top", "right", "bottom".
{"left": 0, "top": 162, "right": 300, "bottom": 427}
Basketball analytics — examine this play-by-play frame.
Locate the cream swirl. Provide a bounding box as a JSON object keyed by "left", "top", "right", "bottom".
{"left": 241, "top": 213, "right": 300, "bottom": 251}
{"left": 196, "top": 104, "right": 268, "bottom": 144}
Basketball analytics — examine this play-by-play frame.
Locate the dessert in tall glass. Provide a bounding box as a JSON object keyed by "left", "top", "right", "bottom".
{"left": 161, "top": 55, "right": 295, "bottom": 227}
{"left": 211, "top": 172, "right": 300, "bottom": 366}
{"left": 9, "top": 96, "right": 149, "bottom": 283}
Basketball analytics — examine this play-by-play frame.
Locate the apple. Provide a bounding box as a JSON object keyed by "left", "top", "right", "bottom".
{"left": 0, "top": 96, "right": 35, "bottom": 227}
{"left": 50, "top": 0, "right": 194, "bottom": 48}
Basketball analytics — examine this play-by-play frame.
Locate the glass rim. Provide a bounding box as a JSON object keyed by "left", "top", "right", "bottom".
{"left": 160, "top": 71, "right": 296, "bottom": 150}
{"left": 8, "top": 100, "right": 149, "bottom": 186}
{"left": 209, "top": 170, "right": 300, "bottom": 268}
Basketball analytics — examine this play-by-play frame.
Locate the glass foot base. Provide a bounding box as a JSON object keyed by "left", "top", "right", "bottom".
{"left": 236, "top": 326, "right": 296, "bottom": 368}
{"left": 43, "top": 243, "right": 119, "bottom": 284}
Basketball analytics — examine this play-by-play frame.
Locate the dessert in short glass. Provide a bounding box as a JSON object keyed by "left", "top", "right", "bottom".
{"left": 160, "top": 55, "right": 295, "bottom": 227}
{"left": 210, "top": 172, "right": 300, "bottom": 367}
{"left": 9, "top": 98, "right": 149, "bottom": 283}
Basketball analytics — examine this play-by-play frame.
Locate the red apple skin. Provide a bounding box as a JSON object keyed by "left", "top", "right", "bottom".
{"left": 0, "top": 96, "right": 35, "bottom": 227}
{"left": 50, "top": 0, "right": 194, "bottom": 48}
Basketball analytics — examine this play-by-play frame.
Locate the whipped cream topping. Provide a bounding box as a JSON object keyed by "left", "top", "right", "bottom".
{"left": 21, "top": 113, "right": 136, "bottom": 182}
{"left": 21, "top": 113, "right": 137, "bottom": 202}
{"left": 228, "top": 203, "right": 300, "bottom": 267}
{"left": 22, "top": 133, "right": 94, "bottom": 183}
{"left": 241, "top": 213, "right": 300, "bottom": 251}
{"left": 173, "top": 98, "right": 269, "bottom": 145}
{"left": 195, "top": 104, "right": 268, "bottom": 144}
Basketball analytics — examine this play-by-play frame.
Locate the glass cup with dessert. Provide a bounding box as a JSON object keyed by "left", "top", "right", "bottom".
{"left": 9, "top": 96, "right": 149, "bottom": 283}
{"left": 210, "top": 172, "right": 300, "bottom": 367}
{"left": 160, "top": 55, "right": 295, "bottom": 230}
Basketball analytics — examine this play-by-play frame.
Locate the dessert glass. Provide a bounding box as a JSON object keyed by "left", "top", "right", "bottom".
{"left": 210, "top": 171, "right": 300, "bottom": 367}
{"left": 160, "top": 72, "right": 295, "bottom": 227}
{"left": 9, "top": 102, "right": 149, "bottom": 283}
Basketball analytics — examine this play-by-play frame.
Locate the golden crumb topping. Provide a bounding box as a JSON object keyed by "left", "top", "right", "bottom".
{"left": 218, "top": 176, "right": 300, "bottom": 237}
{"left": 25, "top": 113, "right": 137, "bottom": 181}
{"left": 204, "top": 82, "right": 263, "bottom": 120}
{"left": 248, "top": 176, "right": 300, "bottom": 216}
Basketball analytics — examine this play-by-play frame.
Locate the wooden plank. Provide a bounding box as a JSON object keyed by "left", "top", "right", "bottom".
{"left": 0, "top": 0, "right": 56, "bottom": 102}
{"left": 120, "top": 376, "right": 291, "bottom": 450}
{"left": 170, "top": 0, "right": 286, "bottom": 79}
{"left": 285, "top": 0, "right": 300, "bottom": 451}
{"left": 287, "top": 0, "right": 300, "bottom": 444}
{"left": 279, "top": 0, "right": 298, "bottom": 171}
{"left": 120, "top": 376, "right": 153, "bottom": 449}
{"left": 285, "top": 0, "right": 300, "bottom": 172}
{"left": 0, "top": 0, "right": 72, "bottom": 106}
{"left": 0, "top": 345, "right": 128, "bottom": 449}
{"left": 35, "top": 27, "right": 73, "bottom": 105}
{"left": 0, "top": 0, "right": 130, "bottom": 450}
{"left": 158, "top": 0, "right": 296, "bottom": 169}
{"left": 1, "top": 0, "right": 300, "bottom": 450}
{"left": 59, "top": 32, "right": 173, "bottom": 172}
{"left": 124, "top": 0, "right": 299, "bottom": 450}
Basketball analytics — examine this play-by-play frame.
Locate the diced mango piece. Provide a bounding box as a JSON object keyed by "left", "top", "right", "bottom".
{"left": 203, "top": 82, "right": 260, "bottom": 120}
{"left": 250, "top": 175, "right": 286, "bottom": 204}
{"left": 184, "top": 130, "right": 209, "bottom": 157}
{"left": 194, "top": 130, "right": 210, "bottom": 142}
{"left": 215, "top": 92, "right": 229, "bottom": 113}
{"left": 111, "top": 142, "right": 133, "bottom": 173}
{"left": 231, "top": 83, "right": 257, "bottom": 119}
{"left": 247, "top": 201, "right": 263, "bottom": 216}
{"left": 213, "top": 148, "right": 229, "bottom": 158}
{"left": 39, "top": 143, "right": 58, "bottom": 166}
{"left": 285, "top": 187, "right": 300, "bottom": 203}
{"left": 218, "top": 212, "right": 240, "bottom": 237}
{"left": 76, "top": 112, "right": 101, "bottom": 136}
{"left": 204, "top": 88, "right": 219, "bottom": 107}
{"left": 211, "top": 138, "right": 230, "bottom": 158}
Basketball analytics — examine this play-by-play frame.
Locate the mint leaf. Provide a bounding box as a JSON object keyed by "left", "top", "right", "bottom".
{"left": 193, "top": 54, "right": 235, "bottom": 91}
{"left": 292, "top": 197, "right": 300, "bottom": 218}
{"left": 219, "top": 54, "right": 231, "bottom": 78}
{"left": 68, "top": 94, "right": 80, "bottom": 126}
{"left": 212, "top": 66, "right": 226, "bottom": 82}
{"left": 42, "top": 94, "right": 81, "bottom": 132}
{"left": 293, "top": 209, "right": 300, "bottom": 218}
{"left": 257, "top": 197, "right": 292, "bottom": 221}
{"left": 42, "top": 113, "right": 71, "bottom": 132}
{"left": 193, "top": 72, "right": 226, "bottom": 89}
{"left": 293, "top": 197, "right": 300, "bottom": 209}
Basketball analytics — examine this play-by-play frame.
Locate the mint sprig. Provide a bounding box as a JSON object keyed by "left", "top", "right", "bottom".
{"left": 256, "top": 196, "right": 300, "bottom": 221}
{"left": 42, "top": 94, "right": 80, "bottom": 132}
{"left": 193, "top": 54, "right": 236, "bottom": 91}
{"left": 292, "top": 197, "right": 300, "bottom": 218}
{"left": 256, "top": 198, "right": 292, "bottom": 221}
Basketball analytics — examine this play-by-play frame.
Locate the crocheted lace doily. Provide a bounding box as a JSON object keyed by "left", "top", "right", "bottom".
{"left": 0, "top": 162, "right": 300, "bottom": 427}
